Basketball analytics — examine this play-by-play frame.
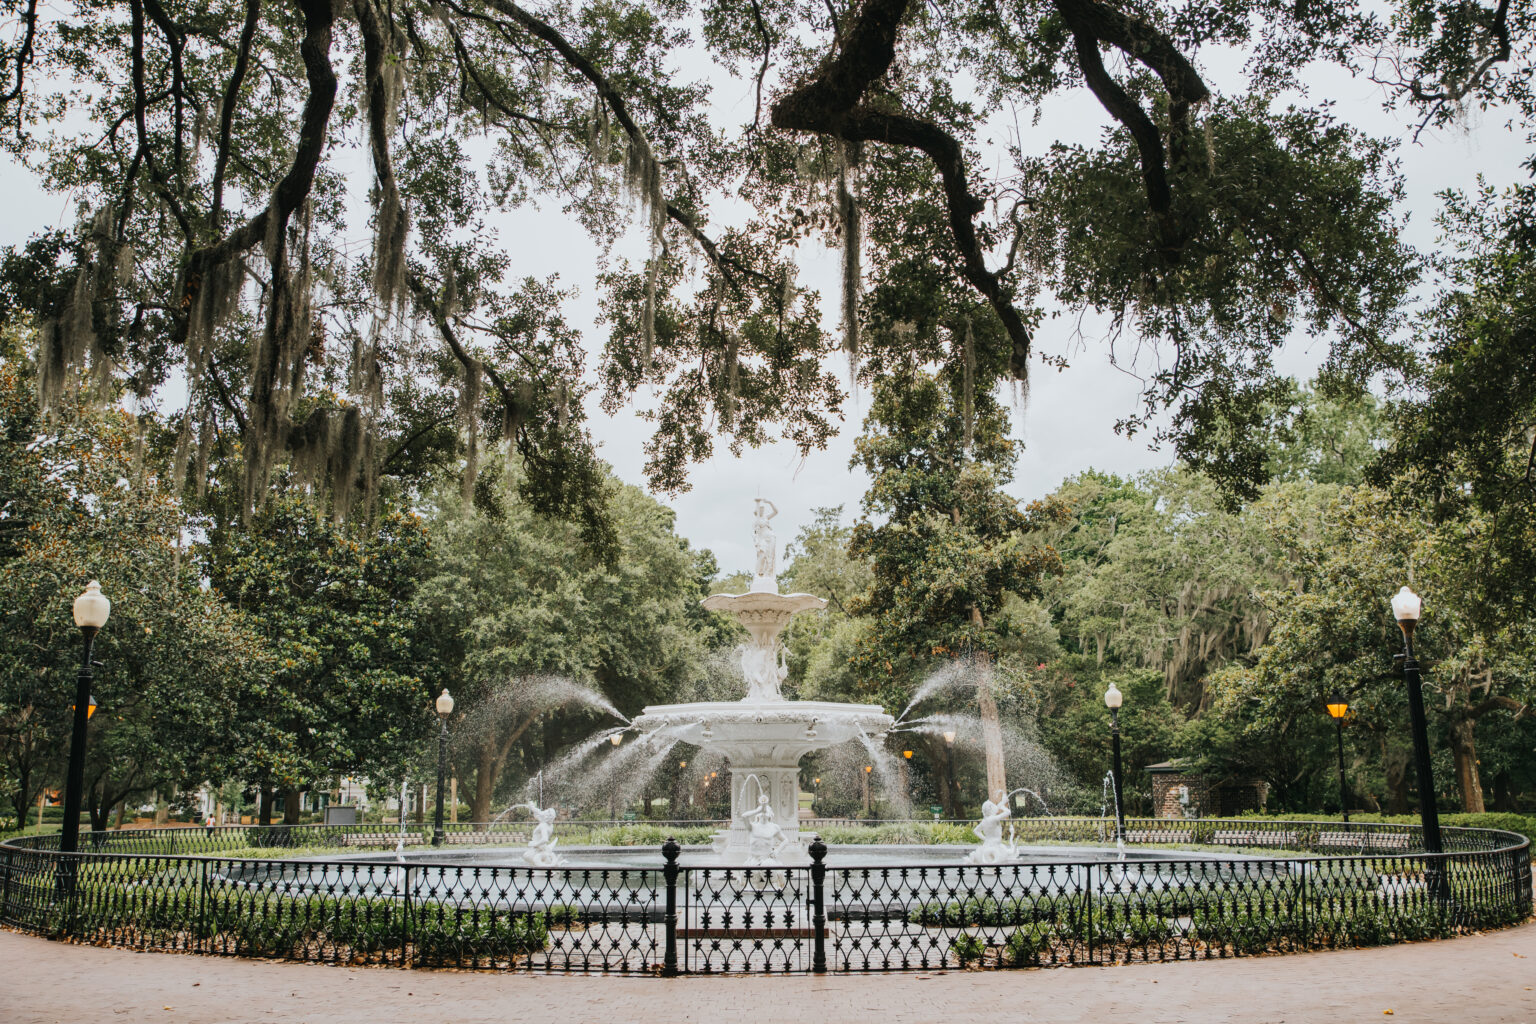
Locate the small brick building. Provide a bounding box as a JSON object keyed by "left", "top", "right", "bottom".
{"left": 1146, "top": 760, "right": 1268, "bottom": 819}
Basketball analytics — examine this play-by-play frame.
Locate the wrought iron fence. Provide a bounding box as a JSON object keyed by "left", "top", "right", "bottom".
{"left": 1, "top": 819, "right": 1528, "bottom": 974}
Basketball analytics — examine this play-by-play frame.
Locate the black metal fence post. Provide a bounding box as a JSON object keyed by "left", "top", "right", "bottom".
{"left": 1084, "top": 860, "right": 1094, "bottom": 965}
{"left": 401, "top": 864, "right": 414, "bottom": 968}
{"left": 0, "top": 846, "right": 11, "bottom": 922}
{"left": 809, "top": 834, "right": 827, "bottom": 973}
{"left": 197, "top": 858, "right": 209, "bottom": 953}
{"left": 662, "top": 837, "right": 680, "bottom": 976}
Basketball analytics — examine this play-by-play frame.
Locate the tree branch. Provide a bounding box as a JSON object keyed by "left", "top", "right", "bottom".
{"left": 210, "top": 0, "right": 261, "bottom": 230}
{"left": 771, "top": 0, "right": 1031, "bottom": 376}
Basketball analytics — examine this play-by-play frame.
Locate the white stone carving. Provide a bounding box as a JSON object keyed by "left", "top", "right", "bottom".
{"left": 520, "top": 804, "right": 567, "bottom": 867}
{"left": 965, "top": 790, "right": 1019, "bottom": 864}
{"left": 631, "top": 498, "right": 895, "bottom": 864}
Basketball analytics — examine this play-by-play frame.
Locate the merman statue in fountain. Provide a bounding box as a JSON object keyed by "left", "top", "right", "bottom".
{"left": 966, "top": 790, "right": 1019, "bottom": 864}
{"left": 740, "top": 789, "right": 791, "bottom": 866}
{"left": 520, "top": 804, "right": 566, "bottom": 867}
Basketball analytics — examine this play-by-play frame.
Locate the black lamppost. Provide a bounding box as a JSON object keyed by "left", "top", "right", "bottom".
{"left": 1324, "top": 695, "right": 1350, "bottom": 822}
{"left": 61, "top": 581, "right": 110, "bottom": 855}
{"left": 432, "top": 688, "right": 453, "bottom": 846}
{"left": 1104, "top": 681, "right": 1126, "bottom": 842}
{"left": 1391, "top": 586, "right": 1444, "bottom": 856}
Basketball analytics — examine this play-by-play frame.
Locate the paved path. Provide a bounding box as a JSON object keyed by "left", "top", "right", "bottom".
{"left": 3, "top": 924, "right": 1534, "bottom": 1024}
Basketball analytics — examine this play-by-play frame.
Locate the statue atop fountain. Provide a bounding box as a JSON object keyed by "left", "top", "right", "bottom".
{"left": 751, "top": 498, "right": 779, "bottom": 591}
{"left": 966, "top": 790, "right": 1020, "bottom": 864}
{"left": 632, "top": 498, "right": 894, "bottom": 864}
{"left": 520, "top": 804, "right": 566, "bottom": 867}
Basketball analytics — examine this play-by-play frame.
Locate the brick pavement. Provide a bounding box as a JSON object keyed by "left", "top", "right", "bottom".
{"left": 2, "top": 923, "right": 1533, "bottom": 1024}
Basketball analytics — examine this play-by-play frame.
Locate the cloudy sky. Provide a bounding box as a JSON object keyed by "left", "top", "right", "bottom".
{"left": 1, "top": 31, "right": 1527, "bottom": 574}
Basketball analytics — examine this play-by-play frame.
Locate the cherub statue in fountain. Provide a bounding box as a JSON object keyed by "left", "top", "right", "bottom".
{"left": 751, "top": 498, "right": 778, "bottom": 587}
{"left": 965, "top": 789, "right": 1019, "bottom": 864}
{"left": 741, "top": 792, "right": 791, "bottom": 866}
{"left": 520, "top": 804, "right": 566, "bottom": 867}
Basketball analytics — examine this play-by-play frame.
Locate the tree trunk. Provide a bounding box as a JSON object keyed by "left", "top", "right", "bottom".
{"left": 88, "top": 779, "right": 109, "bottom": 832}
{"left": 966, "top": 613, "right": 1007, "bottom": 803}
{"left": 414, "top": 783, "right": 425, "bottom": 823}
{"left": 282, "top": 787, "right": 302, "bottom": 825}
{"left": 1383, "top": 750, "right": 1409, "bottom": 814}
{"left": 928, "top": 737, "right": 962, "bottom": 818}
{"left": 470, "top": 744, "right": 498, "bottom": 828}
{"left": 1490, "top": 771, "right": 1517, "bottom": 812}
{"left": 258, "top": 784, "right": 275, "bottom": 826}
{"left": 115, "top": 799, "right": 128, "bottom": 829}
{"left": 1449, "top": 717, "right": 1485, "bottom": 813}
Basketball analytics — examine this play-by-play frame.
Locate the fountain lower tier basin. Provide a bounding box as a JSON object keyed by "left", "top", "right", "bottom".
{"left": 630, "top": 698, "right": 894, "bottom": 755}
{"left": 631, "top": 699, "right": 895, "bottom": 864}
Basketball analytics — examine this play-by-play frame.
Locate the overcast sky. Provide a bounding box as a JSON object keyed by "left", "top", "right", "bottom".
{"left": 1, "top": 33, "right": 1528, "bottom": 575}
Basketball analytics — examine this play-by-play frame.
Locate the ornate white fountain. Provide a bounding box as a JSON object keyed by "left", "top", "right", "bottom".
{"left": 631, "top": 499, "right": 893, "bottom": 865}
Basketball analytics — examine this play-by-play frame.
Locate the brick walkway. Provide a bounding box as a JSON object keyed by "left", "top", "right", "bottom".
{"left": 3, "top": 923, "right": 1533, "bottom": 1024}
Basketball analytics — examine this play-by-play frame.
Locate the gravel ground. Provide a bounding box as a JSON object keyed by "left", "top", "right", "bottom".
{"left": 2, "top": 921, "right": 1533, "bottom": 1024}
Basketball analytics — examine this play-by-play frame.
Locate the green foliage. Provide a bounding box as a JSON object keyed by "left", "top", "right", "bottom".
{"left": 950, "top": 931, "right": 986, "bottom": 967}
{"left": 848, "top": 365, "right": 1065, "bottom": 687}
{"left": 411, "top": 459, "right": 713, "bottom": 820}
{"left": 208, "top": 493, "right": 431, "bottom": 798}
{"left": 0, "top": 355, "right": 262, "bottom": 826}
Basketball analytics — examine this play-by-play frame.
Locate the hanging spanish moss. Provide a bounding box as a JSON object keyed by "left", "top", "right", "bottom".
{"left": 38, "top": 209, "right": 120, "bottom": 415}
{"left": 194, "top": 405, "right": 213, "bottom": 498}
{"left": 624, "top": 132, "right": 666, "bottom": 369}
{"left": 586, "top": 96, "right": 612, "bottom": 165}
{"left": 835, "top": 140, "right": 862, "bottom": 375}
{"left": 459, "top": 357, "right": 482, "bottom": 502}
{"left": 723, "top": 333, "right": 739, "bottom": 427}
{"left": 961, "top": 317, "right": 976, "bottom": 453}
{"left": 1204, "top": 119, "right": 1216, "bottom": 175}
{"left": 171, "top": 406, "right": 194, "bottom": 491}
{"left": 245, "top": 197, "right": 316, "bottom": 515}
{"left": 186, "top": 255, "right": 244, "bottom": 377}
{"left": 330, "top": 404, "right": 365, "bottom": 520}
{"left": 357, "top": 0, "right": 409, "bottom": 312}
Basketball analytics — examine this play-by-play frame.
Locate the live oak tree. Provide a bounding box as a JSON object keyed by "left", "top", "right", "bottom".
{"left": 0, "top": 342, "right": 261, "bottom": 828}
{"left": 0, "top": 0, "right": 1487, "bottom": 539}
{"left": 1203, "top": 484, "right": 1534, "bottom": 813}
{"left": 206, "top": 492, "right": 430, "bottom": 824}
{"left": 848, "top": 364, "right": 1066, "bottom": 802}
{"left": 411, "top": 457, "right": 712, "bottom": 824}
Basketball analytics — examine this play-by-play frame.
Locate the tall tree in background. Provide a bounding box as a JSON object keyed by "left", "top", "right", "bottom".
{"left": 0, "top": 340, "right": 260, "bottom": 827}
{"left": 850, "top": 363, "right": 1065, "bottom": 800}
{"left": 412, "top": 457, "right": 712, "bottom": 823}
{"left": 207, "top": 494, "right": 429, "bottom": 824}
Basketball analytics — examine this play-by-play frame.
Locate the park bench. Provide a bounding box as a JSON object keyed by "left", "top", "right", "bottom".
{"left": 442, "top": 830, "right": 527, "bottom": 845}
{"left": 1211, "top": 829, "right": 1299, "bottom": 847}
{"left": 338, "top": 832, "right": 425, "bottom": 848}
{"left": 1315, "top": 831, "right": 1412, "bottom": 852}
{"left": 1124, "top": 829, "right": 1193, "bottom": 844}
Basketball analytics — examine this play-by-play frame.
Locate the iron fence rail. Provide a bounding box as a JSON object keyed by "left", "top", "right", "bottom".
{"left": 1, "top": 819, "right": 1528, "bottom": 974}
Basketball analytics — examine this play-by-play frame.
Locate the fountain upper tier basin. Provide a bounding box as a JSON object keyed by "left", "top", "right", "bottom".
{"left": 631, "top": 698, "right": 894, "bottom": 756}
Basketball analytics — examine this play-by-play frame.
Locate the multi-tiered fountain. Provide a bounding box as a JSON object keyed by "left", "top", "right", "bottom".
{"left": 631, "top": 499, "right": 893, "bottom": 865}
